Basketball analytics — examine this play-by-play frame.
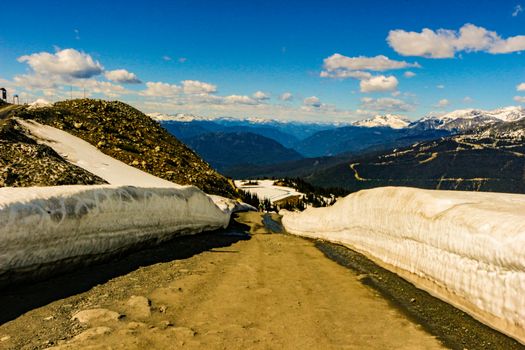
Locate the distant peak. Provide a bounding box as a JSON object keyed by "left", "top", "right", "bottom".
{"left": 353, "top": 114, "right": 410, "bottom": 129}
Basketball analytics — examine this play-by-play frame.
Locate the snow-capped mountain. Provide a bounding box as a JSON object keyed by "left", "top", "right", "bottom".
{"left": 147, "top": 112, "right": 219, "bottom": 122}
{"left": 352, "top": 114, "right": 410, "bottom": 129}
{"left": 414, "top": 106, "right": 525, "bottom": 132}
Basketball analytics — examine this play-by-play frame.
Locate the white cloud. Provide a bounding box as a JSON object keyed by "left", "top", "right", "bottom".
{"left": 463, "top": 96, "right": 474, "bottom": 103}
{"left": 104, "top": 69, "right": 142, "bottom": 84}
{"left": 224, "top": 95, "right": 258, "bottom": 105}
{"left": 253, "top": 91, "right": 270, "bottom": 101}
{"left": 178, "top": 57, "right": 187, "bottom": 63}
{"left": 321, "top": 54, "right": 419, "bottom": 79}
{"left": 162, "top": 56, "right": 172, "bottom": 61}
{"left": 18, "top": 48, "right": 103, "bottom": 79}
{"left": 323, "top": 54, "right": 419, "bottom": 72}
{"left": 514, "top": 96, "right": 525, "bottom": 103}
{"left": 303, "top": 96, "right": 322, "bottom": 108}
{"left": 436, "top": 84, "right": 445, "bottom": 89}
{"left": 141, "top": 81, "right": 181, "bottom": 97}
{"left": 360, "top": 75, "right": 398, "bottom": 93}
{"left": 360, "top": 97, "right": 414, "bottom": 112}
{"left": 77, "top": 79, "right": 130, "bottom": 98}
{"left": 182, "top": 80, "right": 217, "bottom": 94}
{"left": 388, "top": 23, "right": 525, "bottom": 58}
{"left": 320, "top": 70, "right": 372, "bottom": 80}
{"left": 13, "top": 73, "right": 58, "bottom": 90}
{"left": 513, "top": 5, "right": 523, "bottom": 17}
{"left": 517, "top": 82, "right": 525, "bottom": 91}
{"left": 404, "top": 71, "right": 416, "bottom": 78}
{"left": 279, "top": 92, "right": 293, "bottom": 101}
{"left": 434, "top": 98, "right": 450, "bottom": 108}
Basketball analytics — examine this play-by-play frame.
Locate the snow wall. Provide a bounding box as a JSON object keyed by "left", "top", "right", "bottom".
{"left": 0, "top": 185, "right": 230, "bottom": 287}
{"left": 281, "top": 186, "right": 525, "bottom": 344}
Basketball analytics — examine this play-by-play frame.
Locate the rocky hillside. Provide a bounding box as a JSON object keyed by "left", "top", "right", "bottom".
{"left": 10, "top": 99, "right": 236, "bottom": 197}
{"left": 308, "top": 134, "right": 525, "bottom": 194}
{"left": 184, "top": 131, "right": 304, "bottom": 174}
{"left": 0, "top": 117, "right": 106, "bottom": 187}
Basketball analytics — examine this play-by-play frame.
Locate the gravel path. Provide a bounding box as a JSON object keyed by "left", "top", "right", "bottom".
{"left": 0, "top": 214, "right": 444, "bottom": 349}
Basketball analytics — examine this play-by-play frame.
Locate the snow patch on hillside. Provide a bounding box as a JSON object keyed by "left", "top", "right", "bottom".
{"left": 353, "top": 114, "right": 410, "bottom": 129}
{"left": 235, "top": 180, "right": 304, "bottom": 203}
{"left": 281, "top": 187, "right": 525, "bottom": 344}
{"left": 28, "top": 99, "right": 52, "bottom": 110}
{"left": 18, "top": 119, "right": 248, "bottom": 214}
{"left": 0, "top": 185, "right": 230, "bottom": 286}
{"left": 19, "top": 119, "right": 178, "bottom": 188}
{"left": 420, "top": 106, "right": 525, "bottom": 129}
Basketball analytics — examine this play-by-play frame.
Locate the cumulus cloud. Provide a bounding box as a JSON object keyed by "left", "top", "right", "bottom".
{"left": 162, "top": 55, "right": 172, "bottom": 61}
{"left": 436, "top": 84, "right": 445, "bottom": 89}
{"left": 463, "top": 96, "right": 474, "bottom": 103}
{"left": 321, "top": 54, "right": 419, "bottom": 79}
{"left": 253, "top": 91, "right": 270, "bottom": 101}
{"left": 388, "top": 23, "right": 525, "bottom": 58}
{"left": 224, "top": 95, "right": 258, "bottom": 105}
{"left": 182, "top": 80, "right": 217, "bottom": 94}
{"left": 404, "top": 71, "right": 416, "bottom": 78}
{"left": 78, "top": 79, "right": 130, "bottom": 98}
{"left": 434, "top": 98, "right": 450, "bottom": 108}
{"left": 303, "top": 96, "right": 322, "bottom": 108}
{"left": 141, "top": 81, "right": 181, "bottom": 97}
{"left": 279, "top": 92, "right": 293, "bottom": 101}
{"left": 360, "top": 75, "right": 398, "bottom": 93}
{"left": 514, "top": 96, "right": 525, "bottom": 103}
{"left": 13, "top": 73, "right": 58, "bottom": 90}
{"left": 18, "top": 48, "right": 103, "bottom": 79}
{"left": 360, "top": 97, "right": 414, "bottom": 112}
{"left": 104, "top": 69, "right": 142, "bottom": 84}
{"left": 517, "top": 82, "right": 525, "bottom": 91}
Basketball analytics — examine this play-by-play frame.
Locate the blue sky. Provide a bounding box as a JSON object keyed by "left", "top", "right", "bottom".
{"left": 1, "top": 0, "right": 525, "bottom": 121}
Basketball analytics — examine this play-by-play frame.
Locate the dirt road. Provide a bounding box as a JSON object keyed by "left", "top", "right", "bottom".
{"left": 0, "top": 213, "right": 444, "bottom": 349}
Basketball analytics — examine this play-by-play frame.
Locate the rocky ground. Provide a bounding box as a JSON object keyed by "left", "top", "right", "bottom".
{"left": 7, "top": 99, "right": 236, "bottom": 197}
{"left": 0, "top": 115, "right": 106, "bottom": 187}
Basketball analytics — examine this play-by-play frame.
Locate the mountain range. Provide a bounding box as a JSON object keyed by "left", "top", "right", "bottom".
{"left": 152, "top": 107, "right": 525, "bottom": 194}
{"left": 154, "top": 107, "right": 525, "bottom": 156}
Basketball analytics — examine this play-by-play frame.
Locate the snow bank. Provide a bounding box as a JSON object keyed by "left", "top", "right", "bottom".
{"left": 0, "top": 184, "right": 230, "bottom": 286}
{"left": 281, "top": 187, "right": 525, "bottom": 344}
{"left": 234, "top": 180, "right": 303, "bottom": 203}
{"left": 18, "top": 119, "right": 250, "bottom": 214}
{"left": 208, "top": 195, "right": 256, "bottom": 215}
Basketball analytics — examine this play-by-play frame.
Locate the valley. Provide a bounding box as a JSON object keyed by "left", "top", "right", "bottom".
{"left": 159, "top": 107, "right": 525, "bottom": 195}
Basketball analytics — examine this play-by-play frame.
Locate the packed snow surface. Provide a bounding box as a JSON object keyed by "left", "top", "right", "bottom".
{"left": 234, "top": 180, "right": 304, "bottom": 203}
{"left": 281, "top": 187, "right": 525, "bottom": 344}
{"left": 18, "top": 119, "right": 250, "bottom": 214}
{"left": 0, "top": 184, "right": 230, "bottom": 286}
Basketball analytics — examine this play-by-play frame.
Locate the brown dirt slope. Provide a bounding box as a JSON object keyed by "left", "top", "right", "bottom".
{"left": 13, "top": 99, "right": 236, "bottom": 197}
